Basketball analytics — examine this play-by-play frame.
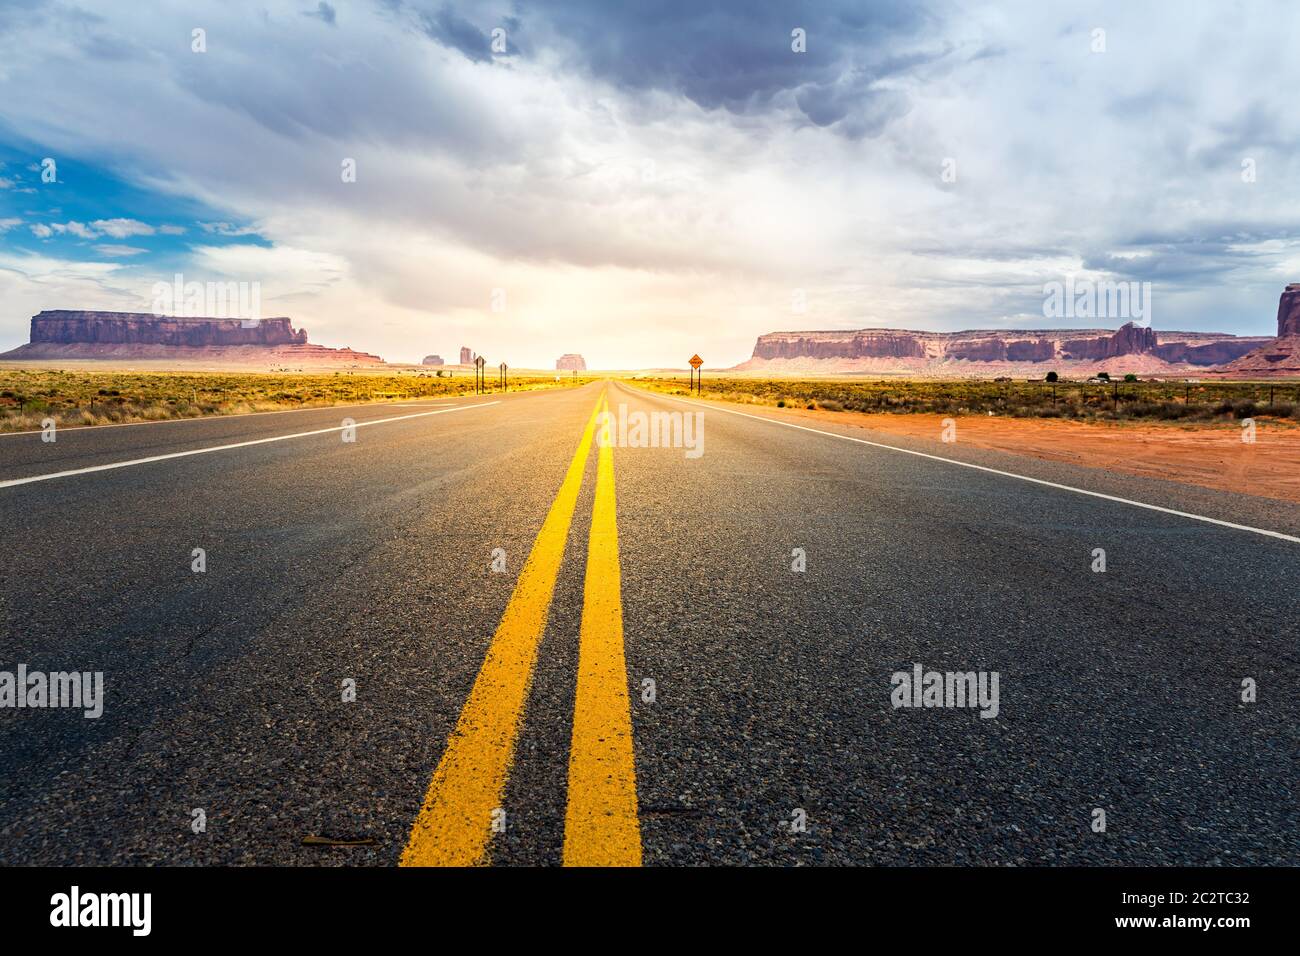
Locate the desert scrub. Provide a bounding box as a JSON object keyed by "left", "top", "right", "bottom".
{"left": 0, "top": 369, "right": 578, "bottom": 432}
{"left": 632, "top": 376, "right": 1300, "bottom": 425}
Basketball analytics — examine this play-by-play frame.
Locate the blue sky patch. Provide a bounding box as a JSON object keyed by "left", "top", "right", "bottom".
{"left": 0, "top": 135, "right": 269, "bottom": 272}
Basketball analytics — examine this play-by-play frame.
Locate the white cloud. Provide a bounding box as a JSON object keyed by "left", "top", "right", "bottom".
{"left": 27, "top": 218, "right": 157, "bottom": 240}
{"left": 90, "top": 218, "right": 155, "bottom": 238}
{"left": 0, "top": 251, "right": 142, "bottom": 351}
{"left": 93, "top": 244, "right": 149, "bottom": 257}
{"left": 197, "top": 221, "right": 261, "bottom": 237}
{"left": 0, "top": 217, "right": 21, "bottom": 232}
{"left": 58, "top": 221, "right": 97, "bottom": 239}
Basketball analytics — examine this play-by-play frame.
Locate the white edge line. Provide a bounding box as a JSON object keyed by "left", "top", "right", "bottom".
{"left": 0, "top": 397, "right": 473, "bottom": 438}
{"left": 0, "top": 402, "right": 500, "bottom": 489}
{"left": 625, "top": 384, "right": 1300, "bottom": 545}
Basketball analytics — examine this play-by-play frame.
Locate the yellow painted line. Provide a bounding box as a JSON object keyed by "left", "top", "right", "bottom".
{"left": 563, "top": 393, "right": 642, "bottom": 866}
{"left": 401, "top": 395, "right": 603, "bottom": 866}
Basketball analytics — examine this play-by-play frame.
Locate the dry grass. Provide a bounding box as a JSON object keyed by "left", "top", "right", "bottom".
{"left": 632, "top": 375, "right": 1300, "bottom": 425}
{"left": 0, "top": 368, "right": 592, "bottom": 432}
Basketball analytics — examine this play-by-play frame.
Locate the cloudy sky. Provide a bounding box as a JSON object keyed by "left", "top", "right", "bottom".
{"left": 2, "top": 0, "right": 1299, "bottom": 367}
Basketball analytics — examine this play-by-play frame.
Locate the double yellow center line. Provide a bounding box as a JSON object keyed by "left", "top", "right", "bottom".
{"left": 564, "top": 394, "right": 641, "bottom": 865}
{"left": 400, "top": 390, "right": 641, "bottom": 867}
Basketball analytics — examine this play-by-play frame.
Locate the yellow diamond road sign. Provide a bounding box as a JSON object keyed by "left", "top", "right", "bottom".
{"left": 688, "top": 354, "right": 703, "bottom": 369}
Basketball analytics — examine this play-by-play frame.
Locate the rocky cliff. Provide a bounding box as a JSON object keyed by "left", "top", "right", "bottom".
{"left": 737, "top": 322, "right": 1268, "bottom": 375}
{"left": 1218, "top": 284, "right": 1300, "bottom": 376}
{"left": 1, "top": 310, "right": 384, "bottom": 364}
{"left": 1278, "top": 284, "right": 1300, "bottom": 337}
{"left": 556, "top": 353, "right": 587, "bottom": 371}
{"left": 27, "top": 310, "right": 308, "bottom": 347}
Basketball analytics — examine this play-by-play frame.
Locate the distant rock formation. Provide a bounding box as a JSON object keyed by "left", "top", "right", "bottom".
{"left": 1219, "top": 284, "right": 1300, "bottom": 376}
{"left": 1, "top": 310, "right": 384, "bottom": 364}
{"left": 736, "top": 322, "right": 1268, "bottom": 376}
{"left": 422, "top": 354, "right": 444, "bottom": 366}
{"left": 28, "top": 310, "right": 307, "bottom": 347}
{"left": 556, "top": 353, "right": 587, "bottom": 371}
{"left": 1279, "top": 284, "right": 1300, "bottom": 337}
{"left": 459, "top": 346, "right": 474, "bottom": 365}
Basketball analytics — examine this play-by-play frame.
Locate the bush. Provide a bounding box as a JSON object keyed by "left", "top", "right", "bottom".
{"left": 1217, "top": 399, "right": 1256, "bottom": 419}
{"left": 1257, "top": 402, "right": 1295, "bottom": 418}
{"left": 1154, "top": 402, "right": 1199, "bottom": 420}
{"left": 1119, "top": 401, "right": 1160, "bottom": 418}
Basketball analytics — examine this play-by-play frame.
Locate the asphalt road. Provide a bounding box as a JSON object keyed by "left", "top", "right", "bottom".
{"left": 0, "top": 380, "right": 1295, "bottom": 865}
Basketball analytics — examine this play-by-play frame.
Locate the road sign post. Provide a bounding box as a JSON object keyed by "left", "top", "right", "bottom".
{"left": 499, "top": 362, "right": 508, "bottom": 392}
{"left": 688, "top": 354, "right": 703, "bottom": 395}
{"left": 475, "top": 355, "right": 486, "bottom": 394}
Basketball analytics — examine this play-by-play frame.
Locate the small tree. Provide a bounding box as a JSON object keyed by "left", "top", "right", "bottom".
{"left": 1045, "top": 371, "right": 1059, "bottom": 383}
{"left": 1124, "top": 373, "right": 1138, "bottom": 383}
{"left": 1096, "top": 372, "right": 1110, "bottom": 381}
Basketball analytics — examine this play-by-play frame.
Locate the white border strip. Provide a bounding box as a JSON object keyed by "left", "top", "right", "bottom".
{"left": 0, "top": 402, "right": 499, "bottom": 489}
{"left": 633, "top": 386, "right": 1300, "bottom": 545}
{"left": 0, "top": 398, "right": 467, "bottom": 438}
